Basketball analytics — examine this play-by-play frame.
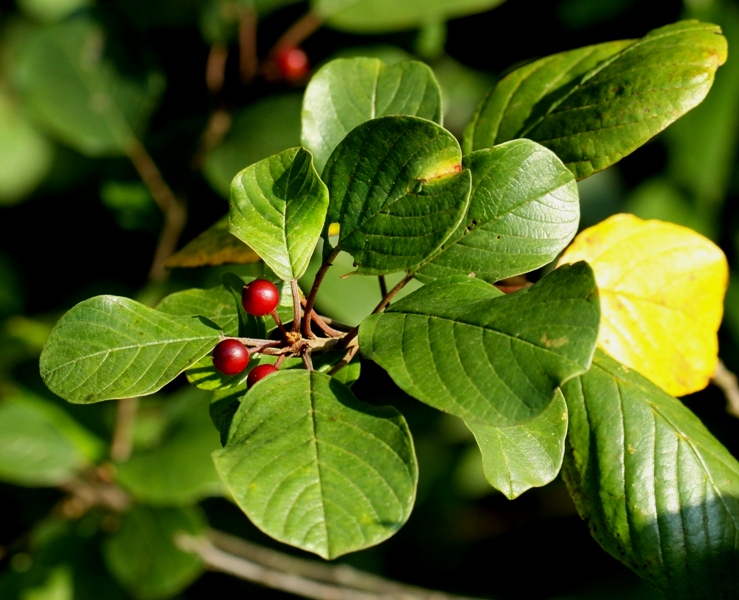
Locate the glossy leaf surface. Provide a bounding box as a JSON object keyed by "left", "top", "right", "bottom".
{"left": 156, "top": 284, "right": 239, "bottom": 337}
{"left": 16, "top": 16, "right": 164, "bottom": 155}
{"left": 359, "top": 262, "right": 600, "bottom": 426}
{"left": 230, "top": 147, "right": 329, "bottom": 281}
{"left": 213, "top": 370, "right": 417, "bottom": 559}
{"left": 313, "top": 0, "right": 506, "bottom": 33}
{"left": 323, "top": 116, "right": 471, "bottom": 275}
{"left": 302, "top": 58, "right": 442, "bottom": 172}
{"left": 466, "top": 389, "right": 567, "bottom": 499}
{"left": 465, "top": 21, "right": 727, "bottom": 179}
{"left": 103, "top": 505, "right": 205, "bottom": 600}
{"left": 40, "top": 296, "right": 221, "bottom": 403}
{"left": 559, "top": 213, "right": 728, "bottom": 396}
{"left": 561, "top": 351, "right": 739, "bottom": 599}
{"left": 417, "top": 139, "right": 579, "bottom": 283}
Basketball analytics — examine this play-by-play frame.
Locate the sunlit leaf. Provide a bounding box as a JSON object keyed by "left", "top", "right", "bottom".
{"left": 313, "top": 0, "right": 506, "bottom": 33}
{"left": 230, "top": 147, "right": 329, "bottom": 281}
{"left": 323, "top": 115, "right": 471, "bottom": 275}
{"left": 561, "top": 350, "right": 739, "bottom": 599}
{"left": 466, "top": 389, "right": 567, "bottom": 499}
{"left": 302, "top": 57, "right": 442, "bottom": 172}
{"left": 164, "top": 217, "right": 261, "bottom": 268}
{"left": 558, "top": 213, "right": 728, "bottom": 396}
{"left": 417, "top": 139, "right": 579, "bottom": 283}
{"left": 213, "top": 370, "right": 418, "bottom": 559}
{"left": 40, "top": 296, "right": 222, "bottom": 403}
{"left": 465, "top": 21, "right": 727, "bottom": 179}
{"left": 156, "top": 284, "right": 239, "bottom": 337}
{"left": 359, "top": 262, "right": 600, "bottom": 426}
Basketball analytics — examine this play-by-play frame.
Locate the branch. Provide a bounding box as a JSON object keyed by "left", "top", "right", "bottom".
{"left": 110, "top": 398, "right": 138, "bottom": 462}
{"left": 304, "top": 246, "right": 340, "bottom": 338}
{"left": 178, "top": 530, "right": 488, "bottom": 600}
{"left": 238, "top": 4, "right": 258, "bottom": 84}
{"left": 712, "top": 359, "right": 739, "bottom": 418}
{"left": 127, "top": 141, "right": 187, "bottom": 283}
{"left": 271, "top": 11, "right": 322, "bottom": 53}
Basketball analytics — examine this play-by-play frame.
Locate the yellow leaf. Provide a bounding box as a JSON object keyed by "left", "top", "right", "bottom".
{"left": 165, "top": 216, "right": 261, "bottom": 268}
{"left": 558, "top": 213, "right": 728, "bottom": 396}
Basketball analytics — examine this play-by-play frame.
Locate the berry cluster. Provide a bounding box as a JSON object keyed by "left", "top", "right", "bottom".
{"left": 211, "top": 279, "right": 281, "bottom": 388}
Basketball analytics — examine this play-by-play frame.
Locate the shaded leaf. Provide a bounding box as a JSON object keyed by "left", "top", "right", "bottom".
{"left": 558, "top": 213, "right": 728, "bottom": 396}
{"left": 465, "top": 21, "right": 727, "bottom": 179}
{"left": 40, "top": 296, "right": 222, "bottom": 403}
{"left": 0, "top": 390, "right": 103, "bottom": 486}
{"left": 466, "top": 389, "right": 567, "bottom": 499}
{"left": 204, "top": 94, "right": 302, "bottom": 197}
{"left": 16, "top": 15, "right": 164, "bottom": 155}
{"left": 301, "top": 57, "right": 442, "bottom": 172}
{"left": 417, "top": 139, "right": 579, "bottom": 283}
{"left": 359, "top": 262, "right": 600, "bottom": 426}
{"left": 213, "top": 370, "right": 417, "bottom": 559}
{"left": 116, "top": 390, "right": 224, "bottom": 505}
{"left": 561, "top": 350, "right": 739, "bottom": 599}
{"left": 230, "top": 147, "right": 329, "bottom": 281}
{"left": 323, "top": 115, "right": 471, "bottom": 275}
{"left": 313, "top": 0, "right": 506, "bottom": 33}
{"left": 103, "top": 506, "right": 205, "bottom": 600}
{"left": 164, "top": 217, "right": 261, "bottom": 268}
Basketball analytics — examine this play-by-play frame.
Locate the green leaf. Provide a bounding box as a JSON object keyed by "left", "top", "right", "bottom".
{"left": 312, "top": 0, "right": 506, "bottom": 33}
{"left": 156, "top": 284, "right": 239, "bottom": 337}
{"left": 466, "top": 389, "right": 567, "bottom": 499}
{"left": 15, "top": 15, "right": 164, "bottom": 156}
{"left": 0, "top": 390, "right": 103, "bottom": 486}
{"left": 465, "top": 21, "right": 727, "bottom": 179}
{"left": 0, "top": 92, "right": 53, "bottom": 204}
{"left": 561, "top": 350, "right": 739, "bottom": 599}
{"left": 301, "top": 58, "right": 442, "bottom": 172}
{"left": 359, "top": 262, "right": 600, "bottom": 426}
{"left": 213, "top": 370, "right": 418, "bottom": 559}
{"left": 417, "top": 139, "right": 579, "bottom": 283}
{"left": 230, "top": 147, "right": 329, "bottom": 282}
{"left": 103, "top": 505, "right": 205, "bottom": 600}
{"left": 116, "top": 390, "right": 224, "bottom": 505}
{"left": 323, "top": 115, "right": 471, "bottom": 275}
{"left": 40, "top": 296, "right": 222, "bottom": 403}
{"left": 204, "top": 94, "right": 302, "bottom": 197}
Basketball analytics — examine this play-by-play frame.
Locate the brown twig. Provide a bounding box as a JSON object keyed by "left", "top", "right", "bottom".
{"left": 291, "top": 280, "right": 302, "bottom": 334}
{"left": 328, "top": 341, "right": 359, "bottom": 376}
{"left": 178, "top": 531, "right": 489, "bottom": 600}
{"left": 712, "top": 359, "right": 739, "bottom": 418}
{"left": 110, "top": 398, "right": 138, "bottom": 462}
{"left": 303, "top": 247, "right": 340, "bottom": 338}
{"left": 206, "top": 43, "right": 229, "bottom": 93}
{"left": 271, "top": 10, "right": 322, "bottom": 53}
{"left": 378, "top": 275, "right": 388, "bottom": 299}
{"left": 238, "top": 4, "right": 258, "bottom": 84}
{"left": 127, "top": 141, "right": 187, "bottom": 283}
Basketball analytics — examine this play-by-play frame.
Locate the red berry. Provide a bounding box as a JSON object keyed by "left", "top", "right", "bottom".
{"left": 275, "top": 45, "right": 309, "bottom": 81}
{"left": 242, "top": 279, "right": 280, "bottom": 316}
{"left": 212, "top": 339, "right": 250, "bottom": 375}
{"left": 247, "top": 364, "right": 279, "bottom": 388}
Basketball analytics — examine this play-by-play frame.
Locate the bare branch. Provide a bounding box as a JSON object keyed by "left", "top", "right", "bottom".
{"left": 110, "top": 398, "right": 138, "bottom": 462}
{"left": 712, "top": 359, "right": 739, "bottom": 418}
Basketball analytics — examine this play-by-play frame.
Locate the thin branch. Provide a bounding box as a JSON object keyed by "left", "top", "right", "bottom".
{"left": 712, "top": 359, "right": 739, "bottom": 418}
{"left": 378, "top": 275, "right": 388, "bottom": 299}
{"left": 192, "top": 108, "right": 232, "bottom": 170}
{"left": 301, "top": 350, "right": 314, "bottom": 371}
{"left": 206, "top": 43, "right": 229, "bottom": 93}
{"left": 178, "top": 531, "right": 488, "bottom": 600}
{"left": 291, "top": 279, "right": 302, "bottom": 334}
{"left": 271, "top": 11, "right": 322, "bottom": 53}
{"left": 127, "top": 141, "right": 187, "bottom": 283}
{"left": 328, "top": 342, "right": 359, "bottom": 376}
{"left": 238, "top": 4, "right": 258, "bottom": 84}
{"left": 110, "top": 398, "right": 138, "bottom": 463}
{"left": 304, "top": 246, "right": 340, "bottom": 338}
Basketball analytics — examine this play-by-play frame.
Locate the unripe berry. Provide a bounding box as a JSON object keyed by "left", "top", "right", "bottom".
{"left": 247, "top": 364, "right": 279, "bottom": 388}
{"left": 275, "top": 45, "right": 309, "bottom": 81}
{"left": 242, "top": 279, "right": 280, "bottom": 316}
{"left": 212, "top": 339, "right": 250, "bottom": 375}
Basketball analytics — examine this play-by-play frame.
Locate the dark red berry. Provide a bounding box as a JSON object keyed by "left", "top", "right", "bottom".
{"left": 242, "top": 279, "right": 280, "bottom": 316}
{"left": 247, "top": 364, "right": 279, "bottom": 388}
{"left": 275, "top": 45, "right": 309, "bottom": 81}
{"left": 212, "top": 339, "right": 250, "bottom": 375}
